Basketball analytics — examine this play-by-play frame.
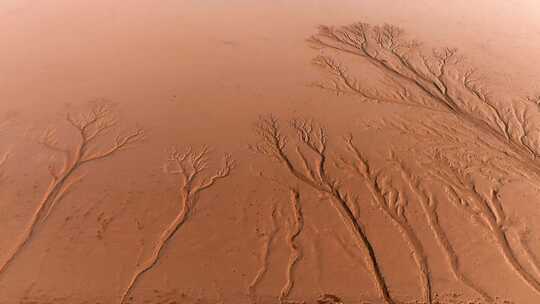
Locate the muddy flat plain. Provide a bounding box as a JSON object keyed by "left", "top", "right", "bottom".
{"left": 2, "top": 1, "right": 540, "bottom": 303}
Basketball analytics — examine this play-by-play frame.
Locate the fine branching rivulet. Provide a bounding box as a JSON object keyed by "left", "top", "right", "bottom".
{"left": 251, "top": 116, "right": 396, "bottom": 304}
{"left": 0, "top": 105, "right": 144, "bottom": 279}
{"left": 119, "top": 146, "right": 234, "bottom": 304}
{"left": 308, "top": 22, "right": 540, "bottom": 181}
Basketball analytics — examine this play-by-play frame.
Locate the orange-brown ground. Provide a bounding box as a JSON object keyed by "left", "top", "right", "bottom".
{"left": 1, "top": 1, "right": 540, "bottom": 303}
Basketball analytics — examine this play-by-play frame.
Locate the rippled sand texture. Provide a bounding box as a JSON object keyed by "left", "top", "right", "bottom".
{"left": 2, "top": 1, "right": 540, "bottom": 303}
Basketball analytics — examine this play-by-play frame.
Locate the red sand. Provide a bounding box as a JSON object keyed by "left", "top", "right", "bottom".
{"left": 1, "top": 1, "right": 540, "bottom": 303}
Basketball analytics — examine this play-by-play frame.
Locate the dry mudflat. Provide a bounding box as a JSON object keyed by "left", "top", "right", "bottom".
{"left": 1, "top": 1, "right": 540, "bottom": 303}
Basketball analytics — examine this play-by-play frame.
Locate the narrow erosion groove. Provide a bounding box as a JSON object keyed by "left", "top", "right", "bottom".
{"left": 118, "top": 146, "right": 234, "bottom": 304}
{"left": 429, "top": 154, "right": 540, "bottom": 295}
{"left": 251, "top": 116, "right": 396, "bottom": 304}
{"left": 396, "top": 159, "right": 493, "bottom": 302}
{"left": 340, "top": 136, "right": 432, "bottom": 304}
{"left": 0, "top": 105, "right": 144, "bottom": 280}
{"left": 279, "top": 188, "right": 304, "bottom": 303}
{"left": 248, "top": 202, "right": 280, "bottom": 303}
